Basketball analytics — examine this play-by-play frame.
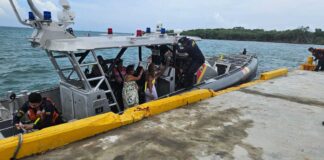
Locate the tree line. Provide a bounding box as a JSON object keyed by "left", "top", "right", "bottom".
{"left": 181, "top": 27, "right": 324, "bottom": 45}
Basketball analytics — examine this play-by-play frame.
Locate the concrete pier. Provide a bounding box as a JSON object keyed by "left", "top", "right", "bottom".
{"left": 25, "top": 70, "right": 324, "bottom": 160}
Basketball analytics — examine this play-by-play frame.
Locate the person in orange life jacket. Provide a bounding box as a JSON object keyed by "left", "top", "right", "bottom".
{"left": 176, "top": 37, "right": 205, "bottom": 88}
{"left": 308, "top": 47, "right": 324, "bottom": 71}
{"left": 13, "top": 92, "right": 63, "bottom": 130}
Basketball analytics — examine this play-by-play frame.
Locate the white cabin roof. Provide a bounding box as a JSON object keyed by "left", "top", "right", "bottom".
{"left": 45, "top": 34, "right": 200, "bottom": 52}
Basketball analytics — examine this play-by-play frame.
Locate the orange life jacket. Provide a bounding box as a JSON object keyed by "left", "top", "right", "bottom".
{"left": 27, "top": 98, "right": 60, "bottom": 124}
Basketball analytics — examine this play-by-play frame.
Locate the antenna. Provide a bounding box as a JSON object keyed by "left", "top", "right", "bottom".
{"left": 58, "top": 0, "right": 75, "bottom": 27}
{"left": 60, "top": 0, "right": 71, "bottom": 10}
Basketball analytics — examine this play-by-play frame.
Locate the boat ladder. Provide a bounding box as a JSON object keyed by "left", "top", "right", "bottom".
{"left": 47, "top": 50, "right": 121, "bottom": 114}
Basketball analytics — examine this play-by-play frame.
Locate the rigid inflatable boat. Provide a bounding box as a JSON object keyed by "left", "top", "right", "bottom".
{"left": 0, "top": 0, "right": 258, "bottom": 141}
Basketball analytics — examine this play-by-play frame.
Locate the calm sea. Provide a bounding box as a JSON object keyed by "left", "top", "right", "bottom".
{"left": 0, "top": 26, "right": 322, "bottom": 97}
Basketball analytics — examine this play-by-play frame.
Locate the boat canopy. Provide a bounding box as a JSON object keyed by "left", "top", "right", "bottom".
{"left": 45, "top": 34, "right": 201, "bottom": 52}
{"left": 10, "top": 0, "right": 202, "bottom": 52}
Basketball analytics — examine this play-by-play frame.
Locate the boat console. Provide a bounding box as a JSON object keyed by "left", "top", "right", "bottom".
{"left": 156, "top": 67, "right": 176, "bottom": 96}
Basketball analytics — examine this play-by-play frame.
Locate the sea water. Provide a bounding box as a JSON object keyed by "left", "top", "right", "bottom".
{"left": 0, "top": 26, "right": 323, "bottom": 97}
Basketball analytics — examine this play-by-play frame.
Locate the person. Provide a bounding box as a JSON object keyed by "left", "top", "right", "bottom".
{"left": 113, "top": 59, "right": 126, "bottom": 109}
{"left": 113, "top": 59, "right": 126, "bottom": 84}
{"left": 13, "top": 92, "right": 64, "bottom": 131}
{"left": 122, "top": 65, "right": 144, "bottom": 108}
{"left": 134, "top": 65, "right": 146, "bottom": 104}
{"left": 242, "top": 48, "right": 247, "bottom": 55}
{"left": 145, "top": 63, "right": 159, "bottom": 102}
{"left": 308, "top": 47, "right": 324, "bottom": 71}
{"left": 177, "top": 37, "right": 205, "bottom": 88}
{"left": 97, "top": 55, "right": 109, "bottom": 74}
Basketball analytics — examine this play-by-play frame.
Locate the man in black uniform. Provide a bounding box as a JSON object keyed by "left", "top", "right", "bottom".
{"left": 177, "top": 37, "right": 205, "bottom": 87}
{"left": 13, "top": 92, "right": 63, "bottom": 131}
{"left": 308, "top": 47, "right": 324, "bottom": 71}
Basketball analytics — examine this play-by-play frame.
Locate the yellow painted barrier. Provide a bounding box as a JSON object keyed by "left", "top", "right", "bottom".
{"left": 142, "top": 89, "right": 214, "bottom": 116}
{"left": 299, "top": 55, "right": 316, "bottom": 71}
{"left": 260, "top": 68, "right": 288, "bottom": 80}
{"left": 213, "top": 80, "right": 265, "bottom": 96}
{"left": 300, "top": 63, "right": 316, "bottom": 71}
{"left": 0, "top": 68, "right": 286, "bottom": 160}
{"left": 307, "top": 56, "right": 313, "bottom": 65}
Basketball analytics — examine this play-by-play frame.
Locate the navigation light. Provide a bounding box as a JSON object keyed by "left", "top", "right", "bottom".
{"left": 136, "top": 30, "right": 143, "bottom": 37}
{"left": 161, "top": 28, "right": 166, "bottom": 34}
{"left": 146, "top": 27, "right": 151, "bottom": 33}
{"left": 28, "top": 12, "right": 35, "bottom": 21}
{"left": 108, "top": 28, "right": 113, "bottom": 34}
{"left": 43, "top": 11, "right": 52, "bottom": 21}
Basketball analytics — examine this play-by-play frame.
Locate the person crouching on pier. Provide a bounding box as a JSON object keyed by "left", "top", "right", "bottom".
{"left": 308, "top": 47, "right": 324, "bottom": 71}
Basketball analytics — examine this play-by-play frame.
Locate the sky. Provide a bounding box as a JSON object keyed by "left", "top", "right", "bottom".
{"left": 1, "top": 0, "right": 324, "bottom": 32}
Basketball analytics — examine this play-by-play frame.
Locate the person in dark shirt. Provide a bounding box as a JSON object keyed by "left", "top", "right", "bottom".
{"left": 177, "top": 37, "right": 205, "bottom": 87}
{"left": 13, "top": 92, "right": 63, "bottom": 131}
{"left": 242, "top": 48, "right": 247, "bottom": 55}
{"left": 308, "top": 47, "right": 324, "bottom": 71}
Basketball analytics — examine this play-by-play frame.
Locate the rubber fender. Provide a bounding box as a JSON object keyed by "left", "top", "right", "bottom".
{"left": 260, "top": 68, "right": 288, "bottom": 80}
{"left": 0, "top": 112, "right": 122, "bottom": 160}
{"left": 144, "top": 89, "right": 214, "bottom": 116}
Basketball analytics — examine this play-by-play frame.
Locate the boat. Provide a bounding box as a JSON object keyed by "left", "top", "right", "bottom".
{"left": 0, "top": 0, "right": 258, "bottom": 139}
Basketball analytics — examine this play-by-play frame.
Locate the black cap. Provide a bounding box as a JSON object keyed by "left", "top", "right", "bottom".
{"left": 178, "top": 37, "right": 189, "bottom": 44}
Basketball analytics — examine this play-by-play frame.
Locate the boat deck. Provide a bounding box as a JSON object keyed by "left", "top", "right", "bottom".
{"left": 24, "top": 70, "right": 324, "bottom": 160}
{"left": 208, "top": 54, "right": 252, "bottom": 67}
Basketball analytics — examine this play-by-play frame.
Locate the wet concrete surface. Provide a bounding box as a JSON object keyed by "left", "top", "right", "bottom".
{"left": 24, "top": 70, "right": 324, "bottom": 160}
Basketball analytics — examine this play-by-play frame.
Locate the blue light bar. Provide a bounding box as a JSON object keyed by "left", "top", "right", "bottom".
{"left": 161, "top": 28, "right": 166, "bottom": 34}
{"left": 43, "top": 11, "right": 51, "bottom": 21}
{"left": 146, "top": 27, "right": 151, "bottom": 33}
{"left": 28, "top": 12, "right": 35, "bottom": 21}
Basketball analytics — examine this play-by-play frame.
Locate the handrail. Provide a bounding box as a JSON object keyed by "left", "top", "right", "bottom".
{"left": 9, "top": 0, "right": 31, "bottom": 27}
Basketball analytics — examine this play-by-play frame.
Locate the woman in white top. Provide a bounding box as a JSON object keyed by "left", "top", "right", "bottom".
{"left": 145, "top": 63, "right": 159, "bottom": 102}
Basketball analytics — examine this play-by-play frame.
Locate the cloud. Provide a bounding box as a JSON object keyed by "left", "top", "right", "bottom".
{"left": 32, "top": 0, "right": 59, "bottom": 20}
{"left": 213, "top": 13, "right": 225, "bottom": 24}
{"left": 0, "top": 0, "right": 11, "bottom": 17}
{"left": 0, "top": 8, "right": 5, "bottom": 17}
{"left": 33, "top": 0, "right": 59, "bottom": 12}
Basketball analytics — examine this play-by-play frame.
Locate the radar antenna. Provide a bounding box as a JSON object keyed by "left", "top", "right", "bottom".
{"left": 58, "top": 0, "right": 75, "bottom": 27}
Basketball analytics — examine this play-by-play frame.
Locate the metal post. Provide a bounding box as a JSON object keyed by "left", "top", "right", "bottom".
{"left": 69, "top": 52, "right": 92, "bottom": 90}
{"left": 138, "top": 46, "right": 142, "bottom": 62}
{"left": 46, "top": 51, "right": 68, "bottom": 82}
{"left": 78, "top": 50, "right": 90, "bottom": 64}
